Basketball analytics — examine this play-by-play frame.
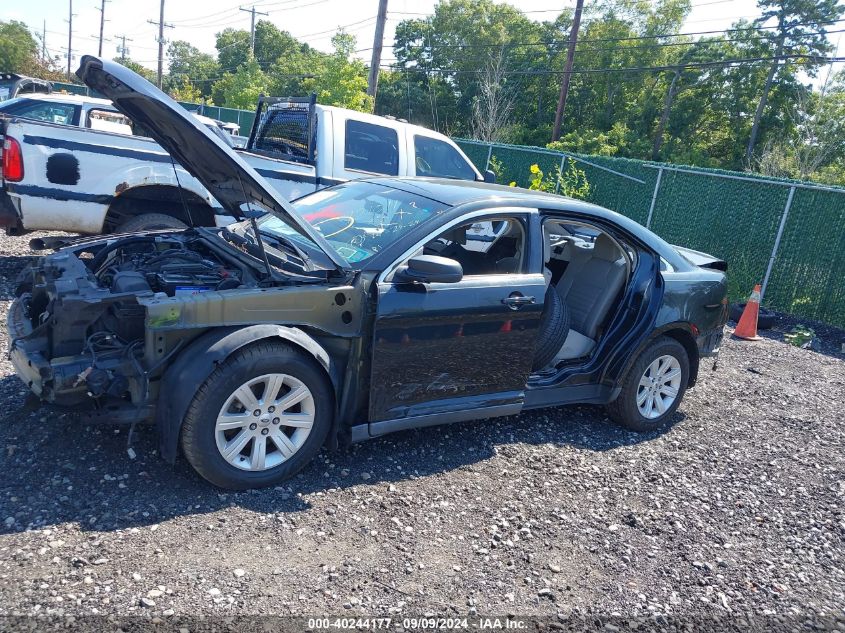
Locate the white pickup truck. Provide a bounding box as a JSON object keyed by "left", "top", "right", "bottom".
{"left": 0, "top": 90, "right": 488, "bottom": 235}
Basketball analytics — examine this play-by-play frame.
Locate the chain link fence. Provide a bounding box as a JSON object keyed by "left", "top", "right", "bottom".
{"left": 457, "top": 139, "right": 845, "bottom": 329}
{"left": 41, "top": 84, "right": 845, "bottom": 327}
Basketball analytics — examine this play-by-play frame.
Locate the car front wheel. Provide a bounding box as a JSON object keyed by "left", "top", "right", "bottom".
{"left": 605, "top": 336, "right": 689, "bottom": 432}
{"left": 180, "top": 341, "right": 333, "bottom": 489}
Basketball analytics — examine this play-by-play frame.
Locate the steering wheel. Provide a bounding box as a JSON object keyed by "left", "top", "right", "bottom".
{"left": 416, "top": 155, "right": 433, "bottom": 175}
{"left": 312, "top": 215, "right": 355, "bottom": 238}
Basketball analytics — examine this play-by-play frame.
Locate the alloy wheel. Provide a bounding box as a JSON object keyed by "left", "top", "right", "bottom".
{"left": 214, "top": 373, "right": 315, "bottom": 471}
{"left": 636, "top": 354, "right": 682, "bottom": 420}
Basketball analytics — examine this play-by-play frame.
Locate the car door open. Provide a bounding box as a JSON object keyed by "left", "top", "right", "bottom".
{"left": 368, "top": 214, "right": 547, "bottom": 432}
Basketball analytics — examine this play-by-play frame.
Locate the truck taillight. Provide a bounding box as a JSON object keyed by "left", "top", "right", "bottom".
{"left": 2, "top": 137, "right": 24, "bottom": 182}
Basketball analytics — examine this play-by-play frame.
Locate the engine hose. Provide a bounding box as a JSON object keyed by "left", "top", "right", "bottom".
{"left": 90, "top": 236, "right": 158, "bottom": 273}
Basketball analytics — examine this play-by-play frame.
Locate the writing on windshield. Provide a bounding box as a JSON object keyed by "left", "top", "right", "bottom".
{"left": 259, "top": 182, "right": 450, "bottom": 264}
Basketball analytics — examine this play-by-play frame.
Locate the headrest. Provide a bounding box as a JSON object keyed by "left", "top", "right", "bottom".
{"left": 543, "top": 229, "right": 553, "bottom": 262}
{"left": 593, "top": 233, "right": 621, "bottom": 261}
{"left": 443, "top": 225, "right": 467, "bottom": 245}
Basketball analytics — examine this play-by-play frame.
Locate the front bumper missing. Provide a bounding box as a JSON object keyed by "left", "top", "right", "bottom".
{"left": 7, "top": 295, "right": 49, "bottom": 397}
{"left": 8, "top": 296, "right": 155, "bottom": 424}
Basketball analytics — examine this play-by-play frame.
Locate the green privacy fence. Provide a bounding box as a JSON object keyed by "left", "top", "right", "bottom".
{"left": 51, "top": 82, "right": 256, "bottom": 133}
{"left": 457, "top": 139, "right": 845, "bottom": 329}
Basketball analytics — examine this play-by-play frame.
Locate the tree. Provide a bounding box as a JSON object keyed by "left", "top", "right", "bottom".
{"left": 167, "top": 40, "right": 220, "bottom": 98}
{"left": 211, "top": 58, "right": 267, "bottom": 109}
{"left": 168, "top": 76, "right": 202, "bottom": 103}
{"left": 0, "top": 21, "right": 40, "bottom": 75}
{"left": 745, "top": 0, "right": 845, "bottom": 161}
{"left": 470, "top": 47, "right": 517, "bottom": 141}
{"left": 302, "top": 32, "right": 372, "bottom": 112}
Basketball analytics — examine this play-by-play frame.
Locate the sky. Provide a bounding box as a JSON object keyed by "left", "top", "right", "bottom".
{"left": 4, "top": 0, "right": 844, "bottom": 83}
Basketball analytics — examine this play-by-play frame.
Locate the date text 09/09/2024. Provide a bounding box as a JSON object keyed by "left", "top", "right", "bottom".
{"left": 307, "top": 617, "right": 529, "bottom": 629}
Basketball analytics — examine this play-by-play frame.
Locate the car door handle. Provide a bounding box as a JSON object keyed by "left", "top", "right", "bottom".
{"left": 502, "top": 295, "right": 535, "bottom": 309}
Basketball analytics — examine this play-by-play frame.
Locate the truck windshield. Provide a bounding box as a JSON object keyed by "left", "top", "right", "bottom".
{"left": 257, "top": 182, "right": 450, "bottom": 264}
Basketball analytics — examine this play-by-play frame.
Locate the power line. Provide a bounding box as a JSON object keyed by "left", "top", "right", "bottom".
{"left": 240, "top": 5, "right": 270, "bottom": 56}
{"left": 382, "top": 53, "right": 845, "bottom": 77}
{"left": 552, "top": 0, "right": 583, "bottom": 141}
{"left": 379, "top": 17, "right": 845, "bottom": 52}
{"left": 95, "top": 0, "right": 109, "bottom": 57}
{"left": 368, "top": 0, "right": 389, "bottom": 101}
{"left": 115, "top": 34, "right": 133, "bottom": 61}
{"left": 148, "top": 0, "right": 175, "bottom": 88}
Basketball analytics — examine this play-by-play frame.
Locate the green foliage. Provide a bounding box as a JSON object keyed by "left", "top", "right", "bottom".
{"left": 166, "top": 40, "right": 219, "bottom": 98}
{"left": 211, "top": 58, "right": 267, "bottom": 110}
{"left": 515, "top": 161, "right": 591, "bottom": 199}
{"left": 488, "top": 155, "right": 505, "bottom": 183}
{"left": 168, "top": 76, "right": 202, "bottom": 103}
{"left": 0, "top": 21, "right": 43, "bottom": 76}
{"left": 784, "top": 325, "right": 816, "bottom": 349}
{"left": 302, "top": 32, "right": 373, "bottom": 112}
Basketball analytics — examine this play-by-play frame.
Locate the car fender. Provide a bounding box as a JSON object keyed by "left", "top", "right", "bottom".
{"left": 155, "top": 324, "right": 334, "bottom": 463}
{"left": 615, "top": 321, "right": 700, "bottom": 392}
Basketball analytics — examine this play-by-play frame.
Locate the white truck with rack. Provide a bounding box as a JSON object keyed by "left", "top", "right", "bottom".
{"left": 0, "top": 90, "right": 489, "bottom": 235}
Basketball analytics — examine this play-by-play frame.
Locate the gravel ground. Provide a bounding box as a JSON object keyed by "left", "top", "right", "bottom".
{"left": 0, "top": 233, "right": 843, "bottom": 629}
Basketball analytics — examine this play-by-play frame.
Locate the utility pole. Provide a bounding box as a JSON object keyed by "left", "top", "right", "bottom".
{"left": 42, "top": 20, "right": 47, "bottom": 64}
{"left": 240, "top": 5, "right": 269, "bottom": 57}
{"left": 551, "top": 0, "right": 584, "bottom": 142}
{"left": 367, "top": 0, "right": 389, "bottom": 102}
{"left": 116, "top": 34, "right": 132, "bottom": 62}
{"left": 148, "top": 0, "right": 174, "bottom": 89}
{"left": 96, "top": 0, "right": 109, "bottom": 57}
{"left": 67, "top": 0, "right": 74, "bottom": 80}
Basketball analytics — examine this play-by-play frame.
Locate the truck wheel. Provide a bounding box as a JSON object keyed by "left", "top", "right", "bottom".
{"left": 180, "top": 341, "right": 333, "bottom": 490}
{"left": 116, "top": 213, "right": 187, "bottom": 233}
{"left": 605, "top": 336, "right": 689, "bottom": 433}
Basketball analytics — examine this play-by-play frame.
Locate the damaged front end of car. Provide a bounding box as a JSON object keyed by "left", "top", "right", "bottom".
{"left": 8, "top": 229, "right": 268, "bottom": 421}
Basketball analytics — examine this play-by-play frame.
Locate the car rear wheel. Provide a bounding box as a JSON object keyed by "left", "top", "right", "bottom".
{"left": 605, "top": 336, "right": 689, "bottom": 432}
{"left": 180, "top": 341, "right": 332, "bottom": 489}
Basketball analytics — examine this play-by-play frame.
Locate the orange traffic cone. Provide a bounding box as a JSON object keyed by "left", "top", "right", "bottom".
{"left": 733, "top": 284, "right": 763, "bottom": 341}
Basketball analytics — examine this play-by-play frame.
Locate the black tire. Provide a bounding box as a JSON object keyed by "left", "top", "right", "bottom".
{"left": 180, "top": 341, "right": 333, "bottom": 490}
{"left": 605, "top": 335, "right": 689, "bottom": 432}
{"left": 116, "top": 213, "right": 187, "bottom": 233}
{"left": 531, "top": 285, "right": 570, "bottom": 371}
{"left": 729, "top": 303, "right": 775, "bottom": 330}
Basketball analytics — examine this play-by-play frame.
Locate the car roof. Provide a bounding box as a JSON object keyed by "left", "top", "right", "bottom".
{"left": 17, "top": 92, "right": 113, "bottom": 107}
{"left": 360, "top": 176, "right": 568, "bottom": 207}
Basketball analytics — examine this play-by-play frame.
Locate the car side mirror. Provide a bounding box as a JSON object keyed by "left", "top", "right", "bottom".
{"left": 483, "top": 169, "right": 496, "bottom": 183}
{"left": 395, "top": 255, "right": 463, "bottom": 284}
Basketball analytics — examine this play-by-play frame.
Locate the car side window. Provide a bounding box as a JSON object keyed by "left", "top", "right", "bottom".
{"left": 5, "top": 100, "right": 77, "bottom": 125}
{"left": 87, "top": 108, "right": 133, "bottom": 135}
{"left": 423, "top": 218, "right": 525, "bottom": 276}
{"left": 344, "top": 120, "right": 399, "bottom": 175}
{"left": 414, "top": 135, "right": 478, "bottom": 181}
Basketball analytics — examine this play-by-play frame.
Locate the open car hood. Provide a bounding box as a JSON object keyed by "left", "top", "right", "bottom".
{"left": 76, "top": 56, "right": 347, "bottom": 271}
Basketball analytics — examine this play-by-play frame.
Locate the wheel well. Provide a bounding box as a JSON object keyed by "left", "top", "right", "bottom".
{"left": 104, "top": 185, "right": 215, "bottom": 232}
{"left": 662, "top": 328, "right": 699, "bottom": 387}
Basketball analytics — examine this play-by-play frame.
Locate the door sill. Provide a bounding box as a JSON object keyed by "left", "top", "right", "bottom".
{"left": 360, "top": 403, "right": 522, "bottom": 440}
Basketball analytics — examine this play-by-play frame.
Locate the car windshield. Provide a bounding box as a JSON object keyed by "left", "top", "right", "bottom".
{"left": 257, "top": 182, "right": 450, "bottom": 264}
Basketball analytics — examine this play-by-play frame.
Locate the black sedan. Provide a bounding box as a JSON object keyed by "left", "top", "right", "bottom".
{"left": 8, "top": 57, "right": 728, "bottom": 489}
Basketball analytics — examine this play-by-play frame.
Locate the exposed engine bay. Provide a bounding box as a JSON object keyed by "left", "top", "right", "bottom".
{"left": 9, "top": 231, "right": 261, "bottom": 409}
